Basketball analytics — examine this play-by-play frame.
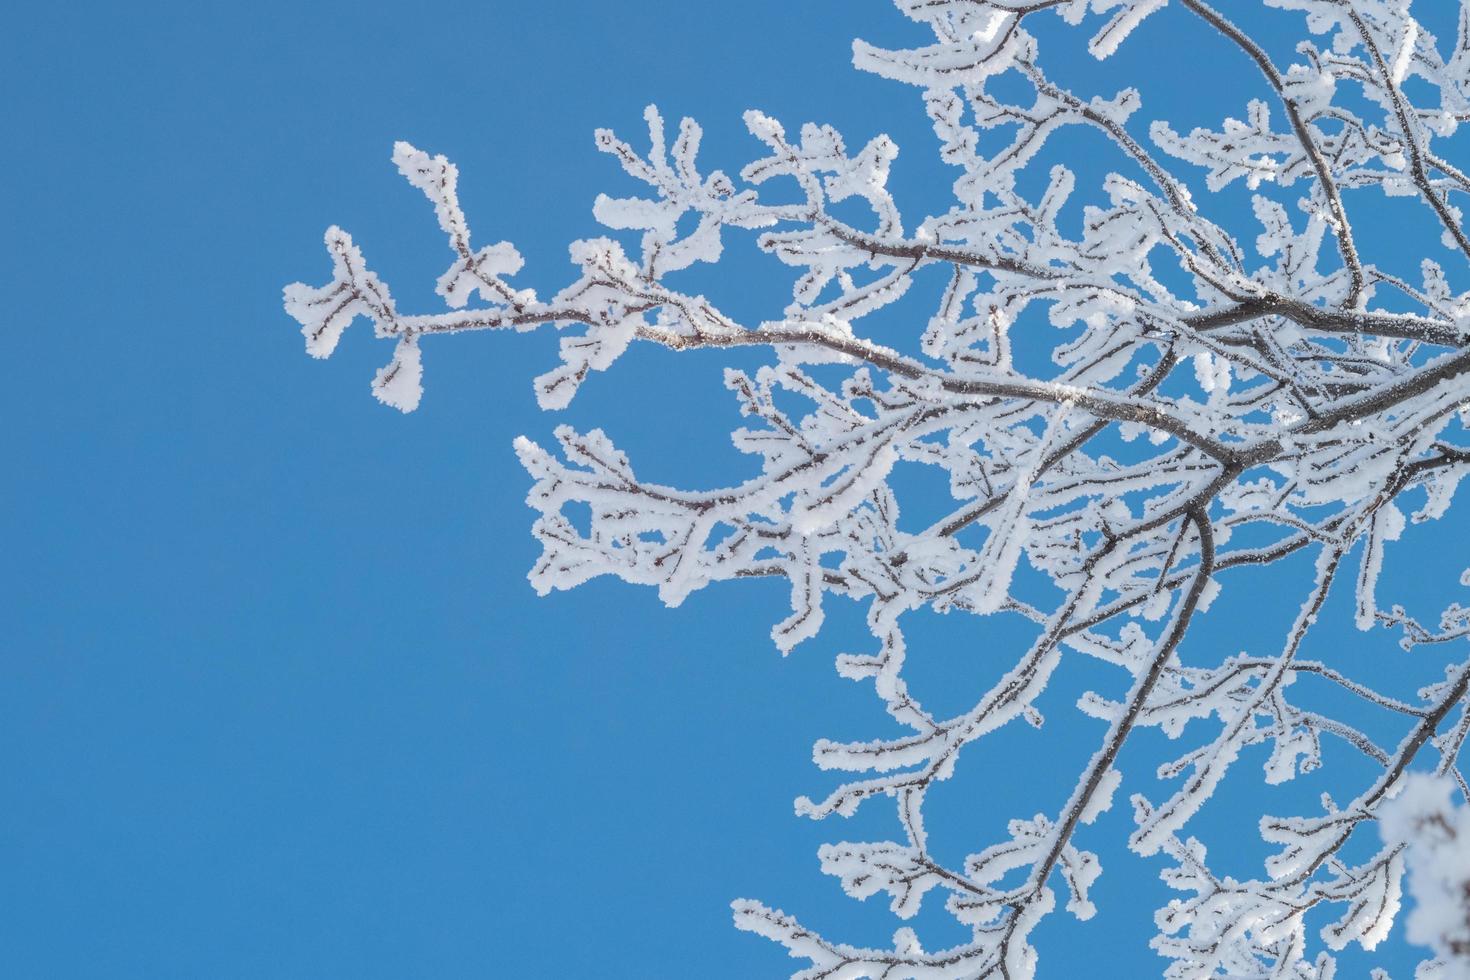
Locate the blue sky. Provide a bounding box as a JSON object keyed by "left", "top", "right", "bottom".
{"left": 4, "top": 2, "right": 1465, "bottom": 976}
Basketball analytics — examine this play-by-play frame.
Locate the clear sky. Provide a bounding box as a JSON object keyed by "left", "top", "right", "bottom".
{"left": 4, "top": 2, "right": 1464, "bottom": 977}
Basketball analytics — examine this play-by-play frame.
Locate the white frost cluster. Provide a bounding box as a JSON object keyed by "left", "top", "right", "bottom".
{"left": 287, "top": 0, "right": 1470, "bottom": 976}
{"left": 1381, "top": 774, "right": 1470, "bottom": 979}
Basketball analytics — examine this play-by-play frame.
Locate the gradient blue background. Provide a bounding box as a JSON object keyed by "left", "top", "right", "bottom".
{"left": 5, "top": 2, "right": 1465, "bottom": 976}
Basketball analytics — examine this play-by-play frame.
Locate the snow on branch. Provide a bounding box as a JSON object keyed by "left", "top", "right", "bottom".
{"left": 1381, "top": 772, "right": 1470, "bottom": 978}
{"left": 286, "top": 0, "right": 1470, "bottom": 975}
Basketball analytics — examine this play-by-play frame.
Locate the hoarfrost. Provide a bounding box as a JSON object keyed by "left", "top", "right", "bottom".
{"left": 287, "top": 0, "right": 1470, "bottom": 975}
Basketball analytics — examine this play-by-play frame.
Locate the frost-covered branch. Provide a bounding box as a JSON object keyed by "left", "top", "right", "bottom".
{"left": 286, "top": 1, "right": 1470, "bottom": 975}
{"left": 1381, "top": 774, "right": 1470, "bottom": 979}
